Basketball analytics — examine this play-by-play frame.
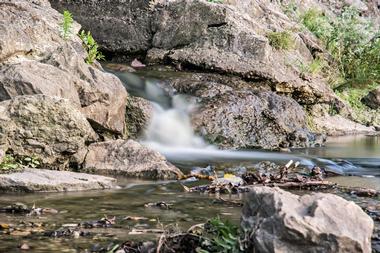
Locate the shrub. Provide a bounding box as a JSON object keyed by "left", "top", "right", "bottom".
{"left": 79, "top": 30, "right": 105, "bottom": 64}
{"left": 60, "top": 10, "right": 74, "bottom": 40}
{"left": 301, "top": 9, "right": 333, "bottom": 42}
{"left": 267, "top": 31, "right": 294, "bottom": 50}
{"left": 327, "top": 8, "right": 380, "bottom": 87}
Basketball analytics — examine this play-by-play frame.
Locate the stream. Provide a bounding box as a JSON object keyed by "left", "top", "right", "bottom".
{"left": 0, "top": 66, "right": 379, "bottom": 252}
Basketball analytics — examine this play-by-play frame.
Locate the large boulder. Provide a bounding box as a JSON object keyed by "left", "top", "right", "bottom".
{"left": 83, "top": 139, "right": 183, "bottom": 179}
{"left": 241, "top": 186, "right": 373, "bottom": 253}
{"left": 362, "top": 87, "right": 380, "bottom": 110}
{"left": 0, "top": 0, "right": 128, "bottom": 135}
{"left": 166, "top": 73, "right": 319, "bottom": 149}
{"left": 0, "top": 95, "right": 97, "bottom": 169}
{"left": 0, "top": 168, "right": 116, "bottom": 192}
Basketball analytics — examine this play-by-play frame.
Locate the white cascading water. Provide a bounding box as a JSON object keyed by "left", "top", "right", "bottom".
{"left": 141, "top": 93, "right": 320, "bottom": 169}
{"left": 109, "top": 68, "right": 348, "bottom": 174}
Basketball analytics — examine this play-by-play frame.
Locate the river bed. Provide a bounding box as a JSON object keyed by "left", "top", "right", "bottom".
{"left": 0, "top": 135, "right": 379, "bottom": 252}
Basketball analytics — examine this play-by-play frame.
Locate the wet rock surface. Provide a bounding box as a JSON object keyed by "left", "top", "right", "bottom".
{"left": 165, "top": 72, "right": 320, "bottom": 149}
{"left": 0, "top": 95, "right": 97, "bottom": 169}
{"left": 0, "top": 0, "right": 128, "bottom": 135}
{"left": 362, "top": 87, "right": 380, "bottom": 110}
{"left": 241, "top": 186, "right": 374, "bottom": 253}
{"left": 83, "top": 139, "right": 183, "bottom": 179}
{"left": 0, "top": 168, "right": 116, "bottom": 192}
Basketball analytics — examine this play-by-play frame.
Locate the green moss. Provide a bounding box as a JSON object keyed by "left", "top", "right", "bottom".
{"left": 267, "top": 31, "right": 295, "bottom": 50}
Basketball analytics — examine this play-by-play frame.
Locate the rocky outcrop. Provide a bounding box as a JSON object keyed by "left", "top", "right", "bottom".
{"left": 50, "top": 0, "right": 152, "bottom": 54}
{"left": 50, "top": 0, "right": 373, "bottom": 147}
{"left": 241, "top": 186, "right": 373, "bottom": 253}
{"left": 0, "top": 0, "right": 128, "bottom": 135}
{"left": 0, "top": 168, "right": 116, "bottom": 192}
{"left": 50, "top": 0, "right": 343, "bottom": 107}
{"left": 362, "top": 87, "right": 380, "bottom": 110}
{"left": 0, "top": 95, "right": 97, "bottom": 169}
{"left": 166, "top": 72, "right": 320, "bottom": 149}
{"left": 83, "top": 139, "right": 183, "bottom": 179}
{"left": 313, "top": 115, "right": 376, "bottom": 136}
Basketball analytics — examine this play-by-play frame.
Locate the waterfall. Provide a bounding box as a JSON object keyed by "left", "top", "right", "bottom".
{"left": 107, "top": 66, "right": 356, "bottom": 175}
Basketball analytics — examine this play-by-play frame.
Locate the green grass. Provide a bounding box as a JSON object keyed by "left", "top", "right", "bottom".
{"left": 298, "top": 7, "right": 380, "bottom": 112}
{"left": 267, "top": 31, "right": 295, "bottom": 50}
{"left": 301, "top": 9, "right": 333, "bottom": 42}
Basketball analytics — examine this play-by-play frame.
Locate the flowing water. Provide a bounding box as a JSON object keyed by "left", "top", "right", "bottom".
{"left": 0, "top": 66, "right": 379, "bottom": 252}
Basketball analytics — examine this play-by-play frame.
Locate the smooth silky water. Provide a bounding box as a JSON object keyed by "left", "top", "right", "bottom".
{"left": 0, "top": 66, "right": 379, "bottom": 252}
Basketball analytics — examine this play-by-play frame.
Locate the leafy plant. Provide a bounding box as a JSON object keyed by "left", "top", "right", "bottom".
{"left": 60, "top": 10, "right": 74, "bottom": 40}
{"left": 19, "top": 156, "right": 41, "bottom": 168}
{"left": 0, "top": 154, "right": 41, "bottom": 173}
{"left": 79, "top": 30, "right": 105, "bottom": 64}
{"left": 267, "top": 31, "right": 295, "bottom": 50}
{"left": 199, "top": 217, "right": 242, "bottom": 253}
{"left": 0, "top": 155, "right": 20, "bottom": 172}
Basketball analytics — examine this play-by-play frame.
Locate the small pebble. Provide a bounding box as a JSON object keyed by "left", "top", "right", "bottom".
{"left": 19, "top": 243, "right": 30, "bottom": 250}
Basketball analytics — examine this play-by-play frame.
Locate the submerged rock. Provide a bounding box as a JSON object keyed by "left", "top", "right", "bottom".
{"left": 0, "top": 0, "right": 128, "bottom": 135}
{"left": 83, "top": 140, "right": 183, "bottom": 179}
{"left": 241, "top": 186, "right": 373, "bottom": 253}
{"left": 0, "top": 168, "right": 115, "bottom": 192}
{"left": 0, "top": 95, "right": 97, "bottom": 169}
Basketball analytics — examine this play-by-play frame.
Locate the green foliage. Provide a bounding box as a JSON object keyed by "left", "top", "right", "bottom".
{"left": 61, "top": 10, "right": 74, "bottom": 40}
{"left": 0, "top": 154, "right": 40, "bottom": 173}
{"left": 296, "top": 57, "right": 326, "bottom": 76}
{"left": 336, "top": 83, "right": 379, "bottom": 110}
{"left": 207, "top": 0, "right": 224, "bottom": 3}
{"left": 0, "top": 155, "right": 20, "bottom": 172}
{"left": 199, "top": 217, "right": 242, "bottom": 253}
{"left": 301, "top": 9, "right": 333, "bottom": 42}
{"left": 301, "top": 7, "right": 380, "bottom": 87}
{"left": 327, "top": 8, "right": 380, "bottom": 87}
{"left": 79, "top": 30, "right": 105, "bottom": 65}
{"left": 267, "top": 31, "right": 294, "bottom": 50}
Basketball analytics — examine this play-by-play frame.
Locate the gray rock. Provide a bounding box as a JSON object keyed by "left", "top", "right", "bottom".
{"left": 0, "top": 95, "right": 97, "bottom": 169}
{"left": 362, "top": 87, "right": 380, "bottom": 110}
{"left": 83, "top": 139, "right": 183, "bottom": 179}
{"left": 165, "top": 72, "right": 317, "bottom": 149}
{"left": 313, "top": 115, "right": 375, "bottom": 136}
{"left": 50, "top": 0, "right": 343, "bottom": 106}
{"left": 125, "top": 96, "right": 154, "bottom": 139}
{"left": 0, "top": 0, "right": 128, "bottom": 135}
{"left": 0, "top": 168, "right": 116, "bottom": 192}
{"left": 241, "top": 186, "right": 373, "bottom": 253}
{"left": 49, "top": 0, "right": 153, "bottom": 54}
